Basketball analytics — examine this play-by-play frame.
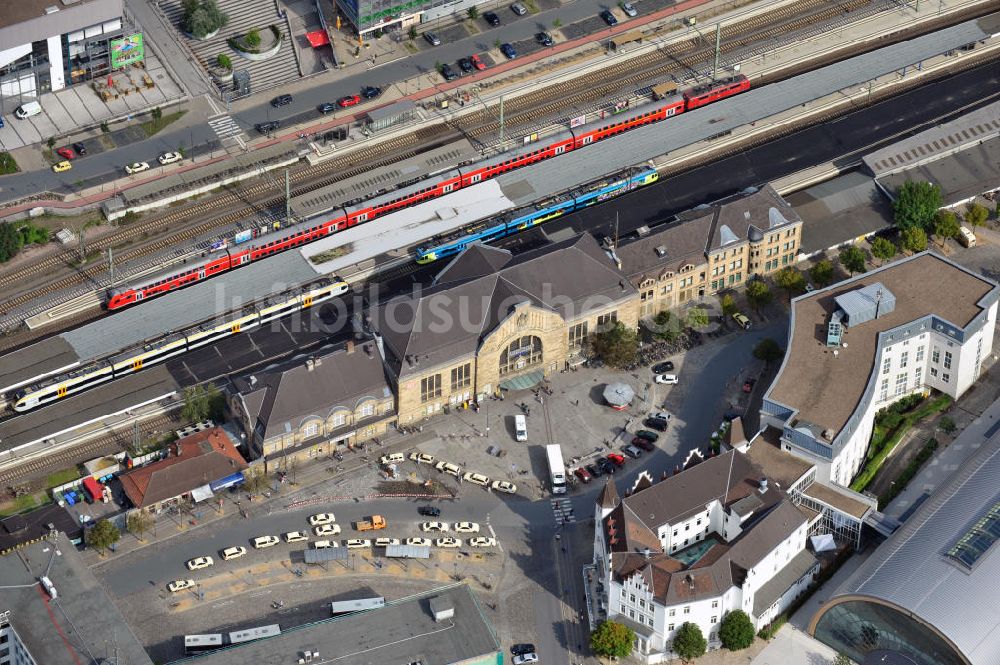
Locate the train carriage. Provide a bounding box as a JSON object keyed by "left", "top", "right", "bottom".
{"left": 571, "top": 97, "right": 685, "bottom": 146}
{"left": 345, "top": 168, "right": 464, "bottom": 225}
{"left": 464, "top": 129, "right": 576, "bottom": 184}
{"left": 13, "top": 359, "right": 114, "bottom": 411}
{"left": 107, "top": 249, "right": 234, "bottom": 310}
{"left": 109, "top": 331, "right": 189, "bottom": 378}
{"left": 683, "top": 74, "right": 750, "bottom": 109}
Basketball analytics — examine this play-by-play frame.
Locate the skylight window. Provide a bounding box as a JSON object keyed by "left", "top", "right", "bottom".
{"left": 945, "top": 500, "right": 1000, "bottom": 570}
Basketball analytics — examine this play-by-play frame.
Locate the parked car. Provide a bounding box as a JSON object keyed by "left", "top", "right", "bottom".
{"left": 380, "top": 453, "right": 405, "bottom": 465}
{"left": 585, "top": 462, "right": 604, "bottom": 477}
{"left": 645, "top": 417, "right": 669, "bottom": 431}
{"left": 410, "top": 451, "right": 435, "bottom": 464}
{"left": 436, "top": 461, "right": 462, "bottom": 476}
{"left": 317, "top": 102, "right": 338, "bottom": 114}
{"left": 424, "top": 31, "right": 441, "bottom": 46}
{"left": 313, "top": 540, "right": 337, "bottom": 549}
{"left": 622, "top": 444, "right": 643, "bottom": 459}
{"left": 56, "top": 147, "right": 75, "bottom": 160}
{"left": 253, "top": 535, "right": 280, "bottom": 549}
{"left": 536, "top": 31, "right": 554, "bottom": 46}
{"left": 635, "top": 430, "right": 659, "bottom": 442}
{"left": 650, "top": 411, "right": 672, "bottom": 422}
{"left": 463, "top": 472, "right": 490, "bottom": 486}
{"left": 284, "top": 530, "right": 309, "bottom": 543}
{"left": 168, "top": 579, "right": 195, "bottom": 592}
{"left": 621, "top": 1, "right": 638, "bottom": 16}
{"left": 375, "top": 537, "right": 401, "bottom": 547}
{"left": 632, "top": 437, "right": 656, "bottom": 452}
{"left": 513, "top": 653, "right": 539, "bottom": 664}
{"left": 510, "top": 2, "right": 527, "bottom": 14}
{"left": 600, "top": 9, "right": 618, "bottom": 25}
{"left": 743, "top": 378, "right": 757, "bottom": 393}
{"left": 187, "top": 556, "right": 213, "bottom": 570}
{"left": 418, "top": 506, "right": 441, "bottom": 517}
{"left": 652, "top": 361, "right": 675, "bottom": 373}
{"left": 453, "top": 521, "right": 481, "bottom": 533}
{"left": 511, "top": 644, "right": 536, "bottom": 656}
{"left": 483, "top": 10, "right": 501, "bottom": 25}
{"left": 255, "top": 120, "right": 280, "bottom": 134}
{"left": 440, "top": 63, "right": 459, "bottom": 81}
{"left": 500, "top": 43, "right": 517, "bottom": 59}
{"left": 470, "top": 536, "right": 497, "bottom": 547}
{"left": 345, "top": 538, "right": 371, "bottom": 549}
{"left": 221, "top": 546, "right": 247, "bottom": 561}
{"left": 314, "top": 523, "right": 342, "bottom": 536}
{"left": 158, "top": 151, "right": 182, "bottom": 165}
{"left": 338, "top": 94, "right": 361, "bottom": 108}
{"left": 407, "top": 537, "right": 432, "bottom": 547}
{"left": 492, "top": 480, "right": 517, "bottom": 494}
{"left": 607, "top": 453, "right": 626, "bottom": 467}
{"left": 597, "top": 458, "right": 616, "bottom": 474}
{"left": 125, "top": 161, "right": 150, "bottom": 174}
{"left": 458, "top": 57, "right": 474, "bottom": 73}
{"left": 732, "top": 312, "right": 752, "bottom": 330}
{"left": 422, "top": 521, "right": 449, "bottom": 532}
{"left": 574, "top": 467, "right": 592, "bottom": 483}
{"left": 435, "top": 537, "right": 462, "bottom": 548}
{"left": 51, "top": 160, "right": 72, "bottom": 173}
{"left": 655, "top": 373, "right": 678, "bottom": 385}
{"left": 270, "top": 94, "right": 293, "bottom": 107}
{"left": 309, "top": 513, "right": 336, "bottom": 526}
{"left": 470, "top": 53, "right": 487, "bottom": 70}
{"left": 72, "top": 141, "right": 87, "bottom": 155}
{"left": 361, "top": 85, "right": 382, "bottom": 99}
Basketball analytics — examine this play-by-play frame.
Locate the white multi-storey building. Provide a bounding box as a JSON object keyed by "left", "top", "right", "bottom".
{"left": 762, "top": 252, "right": 998, "bottom": 486}
{"left": 593, "top": 450, "right": 820, "bottom": 663}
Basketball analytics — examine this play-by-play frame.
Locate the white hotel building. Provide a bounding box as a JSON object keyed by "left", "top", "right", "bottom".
{"left": 761, "top": 251, "right": 998, "bottom": 486}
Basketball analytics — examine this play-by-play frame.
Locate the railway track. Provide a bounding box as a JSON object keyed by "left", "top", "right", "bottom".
{"left": 0, "top": 0, "right": 985, "bottom": 348}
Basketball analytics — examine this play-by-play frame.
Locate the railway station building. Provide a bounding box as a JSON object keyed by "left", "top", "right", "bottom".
{"left": 761, "top": 252, "right": 998, "bottom": 486}
{"left": 229, "top": 342, "right": 396, "bottom": 467}
{"left": 614, "top": 184, "right": 804, "bottom": 320}
{"left": 370, "top": 235, "right": 639, "bottom": 425}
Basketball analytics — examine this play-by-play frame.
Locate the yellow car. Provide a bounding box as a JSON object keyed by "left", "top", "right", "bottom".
{"left": 52, "top": 160, "right": 72, "bottom": 173}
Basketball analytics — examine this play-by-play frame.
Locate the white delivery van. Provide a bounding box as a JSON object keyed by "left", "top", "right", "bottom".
{"left": 958, "top": 226, "right": 976, "bottom": 248}
{"left": 514, "top": 414, "right": 528, "bottom": 442}
{"left": 15, "top": 101, "right": 42, "bottom": 119}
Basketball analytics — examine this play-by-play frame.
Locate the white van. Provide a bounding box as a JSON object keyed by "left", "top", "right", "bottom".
{"left": 14, "top": 101, "right": 42, "bottom": 119}
{"left": 958, "top": 226, "right": 976, "bottom": 248}
{"left": 514, "top": 414, "right": 528, "bottom": 442}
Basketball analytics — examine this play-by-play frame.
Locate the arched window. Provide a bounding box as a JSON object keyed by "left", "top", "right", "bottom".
{"left": 499, "top": 335, "right": 543, "bottom": 376}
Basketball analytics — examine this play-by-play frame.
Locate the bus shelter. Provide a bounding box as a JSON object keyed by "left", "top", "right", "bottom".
{"left": 366, "top": 100, "right": 417, "bottom": 133}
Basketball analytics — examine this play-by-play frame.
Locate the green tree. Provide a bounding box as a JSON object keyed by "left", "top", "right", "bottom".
{"left": 47, "top": 136, "right": 56, "bottom": 149}
{"left": 590, "top": 620, "right": 634, "bottom": 659}
{"left": 126, "top": 511, "right": 154, "bottom": 541}
{"left": 870, "top": 236, "right": 896, "bottom": 265}
{"left": 151, "top": 106, "right": 162, "bottom": 121}
{"left": 933, "top": 210, "right": 960, "bottom": 246}
{"left": 0, "top": 222, "right": 24, "bottom": 262}
{"left": 774, "top": 267, "right": 805, "bottom": 295}
{"left": 833, "top": 653, "right": 853, "bottom": 665}
{"left": 901, "top": 226, "right": 928, "bottom": 253}
{"left": 216, "top": 53, "right": 232, "bottom": 69}
{"left": 838, "top": 245, "right": 867, "bottom": 275}
{"left": 893, "top": 180, "right": 942, "bottom": 230}
{"left": 88, "top": 519, "right": 120, "bottom": 555}
{"left": 244, "top": 28, "right": 262, "bottom": 50}
{"left": 720, "top": 293, "right": 737, "bottom": 317}
{"left": 753, "top": 337, "right": 784, "bottom": 363}
{"left": 466, "top": 5, "right": 479, "bottom": 19}
{"left": 809, "top": 258, "right": 834, "bottom": 286}
{"left": 938, "top": 416, "right": 956, "bottom": 434}
{"left": 182, "top": 0, "right": 200, "bottom": 16}
{"left": 686, "top": 307, "right": 709, "bottom": 329}
{"left": 589, "top": 321, "right": 638, "bottom": 369}
{"left": 408, "top": 25, "right": 417, "bottom": 40}
{"left": 242, "top": 465, "right": 270, "bottom": 494}
{"left": 181, "top": 385, "right": 210, "bottom": 422}
{"left": 965, "top": 203, "right": 989, "bottom": 228}
{"left": 648, "top": 309, "right": 682, "bottom": 342}
{"left": 182, "top": 0, "right": 228, "bottom": 38}
{"left": 672, "top": 622, "right": 707, "bottom": 662}
{"left": 745, "top": 280, "right": 772, "bottom": 312}
{"left": 552, "top": 17, "right": 562, "bottom": 28}
{"left": 719, "top": 610, "right": 756, "bottom": 650}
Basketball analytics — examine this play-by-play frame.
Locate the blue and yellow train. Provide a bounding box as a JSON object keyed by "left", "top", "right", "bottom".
{"left": 414, "top": 166, "right": 659, "bottom": 264}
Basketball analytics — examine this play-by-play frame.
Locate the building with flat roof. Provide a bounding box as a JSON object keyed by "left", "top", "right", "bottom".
{"left": 593, "top": 450, "right": 823, "bottom": 663}
{"left": 809, "top": 430, "right": 1000, "bottom": 665}
{"left": 0, "top": 532, "right": 153, "bottom": 665}
{"left": 229, "top": 341, "right": 396, "bottom": 466}
{"left": 170, "top": 583, "right": 500, "bottom": 665}
{"left": 761, "top": 252, "right": 998, "bottom": 486}
{"left": 0, "top": 0, "right": 131, "bottom": 100}
{"left": 614, "top": 184, "right": 803, "bottom": 320}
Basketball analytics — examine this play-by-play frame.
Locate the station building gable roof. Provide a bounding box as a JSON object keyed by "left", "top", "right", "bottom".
{"left": 375, "top": 234, "right": 635, "bottom": 379}
{"left": 119, "top": 427, "right": 246, "bottom": 508}
{"left": 233, "top": 343, "right": 392, "bottom": 441}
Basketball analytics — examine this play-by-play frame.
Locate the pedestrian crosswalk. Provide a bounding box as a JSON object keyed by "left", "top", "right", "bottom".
{"left": 208, "top": 115, "right": 244, "bottom": 140}
{"left": 551, "top": 498, "right": 576, "bottom": 525}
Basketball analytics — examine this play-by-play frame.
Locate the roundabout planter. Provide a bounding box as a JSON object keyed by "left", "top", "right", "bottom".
{"left": 210, "top": 67, "right": 233, "bottom": 85}
{"left": 229, "top": 27, "right": 283, "bottom": 62}
{"left": 183, "top": 27, "right": 219, "bottom": 41}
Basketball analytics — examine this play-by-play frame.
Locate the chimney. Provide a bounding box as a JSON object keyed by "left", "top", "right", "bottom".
{"left": 346, "top": 340, "right": 355, "bottom": 354}
{"left": 406, "top": 355, "right": 415, "bottom": 368}
{"left": 306, "top": 359, "right": 315, "bottom": 372}
{"left": 249, "top": 375, "right": 257, "bottom": 387}
{"left": 758, "top": 477, "right": 768, "bottom": 493}
{"left": 364, "top": 343, "right": 374, "bottom": 358}
{"left": 643, "top": 548, "right": 651, "bottom": 559}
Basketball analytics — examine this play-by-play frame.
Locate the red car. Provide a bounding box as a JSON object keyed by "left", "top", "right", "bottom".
{"left": 338, "top": 95, "right": 361, "bottom": 108}
{"left": 574, "top": 467, "right": 592, "bottom": 483}
{"left": 56, "top": 147, "right": 75, "bottom": 160}
{"left": 607, "top": 453, "right": 626, "bottom": 467}
{"left": 743, "top": 378, "right": 757, "bottom": 393}
{"left": 470, "top": 54, "right": 487, "bottom": 71}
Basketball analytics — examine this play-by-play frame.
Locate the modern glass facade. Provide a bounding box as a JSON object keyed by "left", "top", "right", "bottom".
{"left": 812, "top": 599, "right": 970, "bottom": 665}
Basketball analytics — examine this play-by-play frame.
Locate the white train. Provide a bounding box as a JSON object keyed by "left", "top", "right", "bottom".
{"left": 12, "top": 279, "right": 348, "bottom": 412}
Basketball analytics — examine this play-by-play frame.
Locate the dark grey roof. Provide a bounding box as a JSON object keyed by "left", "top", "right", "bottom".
{"left": 878, "top": 137, "right": 1000, "bottom": 208}
{"left": 786, "top": 171, "right": 893, "bottom": 256}
{"left": 752, "top": 548, "right": 818, "bottom": 616}
{"left": 232, "top": 342, "right": 392, "bottom": 441}
{"left": 374, "top": 234, "right": 635, "bottom": 379}
{"left": 615, "top": 213, "right": 715, "bottom": 280}
{"left": 0, "top": 504, "right": 81, "bottom": 555}
{"left": 702, "top": 185, "right": 801, "bottom": 252}
{"left": 0, "top": 533, "right": 154, "bottom": 665}
{"left": 434, "top": 244, "right": 514, "bottom": 285}
{"left": 172, "top": 583, "right": 500, "bottom": 665}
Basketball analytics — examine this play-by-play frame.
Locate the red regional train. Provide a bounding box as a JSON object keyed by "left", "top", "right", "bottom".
{"left": 107, "top": 75, "right": 750, "bottom": 310}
